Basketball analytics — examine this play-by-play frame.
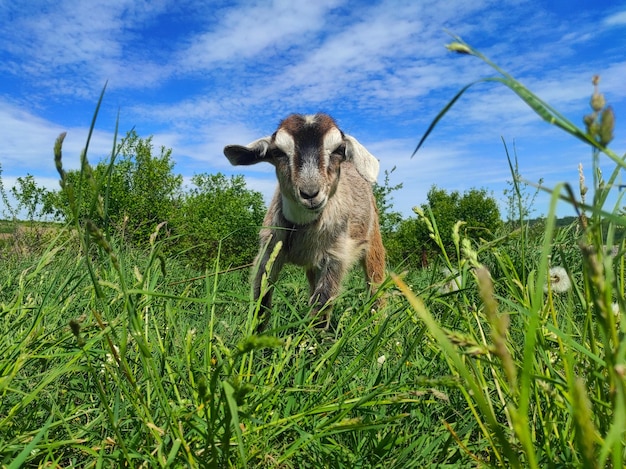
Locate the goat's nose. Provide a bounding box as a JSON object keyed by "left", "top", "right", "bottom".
{"left": 299, "top": 188, "right": 319, "bottom": 200}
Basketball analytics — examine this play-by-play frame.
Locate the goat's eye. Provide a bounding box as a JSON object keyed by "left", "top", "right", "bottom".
{"left": 331, "top": 144, "right": 346, "bottom": 157}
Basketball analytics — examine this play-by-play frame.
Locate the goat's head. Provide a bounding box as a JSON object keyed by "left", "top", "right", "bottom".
{"left": 224, "top": 113, "right": 379, "bottom": 224}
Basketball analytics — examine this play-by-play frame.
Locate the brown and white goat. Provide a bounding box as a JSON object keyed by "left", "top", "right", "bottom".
{"left": 223, "top": 113, "right": 385, "bottom": 329}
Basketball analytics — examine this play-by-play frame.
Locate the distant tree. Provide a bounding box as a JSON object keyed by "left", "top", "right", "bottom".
{"left": 390, "top": 216, "right": 427, "bottom": 268}
{"left": 422, "top": 186, "right": 461, "bottom": 250}
{"left": 10, "top": 174, "right": 56, "bottom": 222}
{"left": 373, "top": 168, "right": 404, "bottom": 264}
{"left": 457, "top": 188, "right": 502, "bottom": 240}
{"left": 373, "top": 168, "right": 403, "bottom": 235}
{"left": 47, "top": 130, "right": 268, "bottom": 268}
{"left": 502, "top": 148, "right": 543, "bottom": 225}
{"left": 171, "top": 173, "right": 265, "bottom": 269}
{"left": 0, "top": 164, "right": 18, "bottom": 221}
{"left": 0, "top": 168, "right": 58, "bottom": 254}
{"left": 394, "top": 186, "right": 502, "bottom": 267}
{"left": 105, "top": 131, "right": 182, "bottom": 243}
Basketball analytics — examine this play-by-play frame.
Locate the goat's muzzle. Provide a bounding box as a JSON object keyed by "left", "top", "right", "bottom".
{"left": 297, "top": 189, "right": 327, "bottom": 212}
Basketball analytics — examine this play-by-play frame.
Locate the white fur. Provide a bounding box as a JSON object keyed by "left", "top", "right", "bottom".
{"left": 247, "top": 136, "right": 271, "bottom": 156}
{"left": 274, "top": 129, "right": 295, "bottom": 156}
{"left": 322, "top": 127, "right": 343, "bottom": 167}
{"left": 344, "top": 135, "right": 379, "bottom": 183}
{"left": 282, "top": 194, "right": 324, "bottom": 225}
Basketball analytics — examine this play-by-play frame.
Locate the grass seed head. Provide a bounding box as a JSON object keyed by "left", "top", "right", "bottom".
{"left": 598, "top": 106, "right": 614, "bottom": 146}
{"left": 590, "top": 88, "right": 606, "bottom": 113}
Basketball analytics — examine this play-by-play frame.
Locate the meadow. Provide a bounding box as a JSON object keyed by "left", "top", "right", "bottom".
{"left": 1, "top": 39, "right": 625, "bottom": 468}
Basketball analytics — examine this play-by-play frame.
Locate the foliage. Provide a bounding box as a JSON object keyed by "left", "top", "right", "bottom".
{"left": 0, "top": 166, "right": 60, "bottom": 257}
{"left": 46, "top": 129, "right": 182, "bottom": 245}
{"left": 502, "top": 142, "right": 543, "bottom": 226}
{"left": 44, "top": 128, "right": 265, "bottom": 268}
{"left": 426, "top": 186, "right": 502, "bottom": 249}
{"left": 171, "top": 172, "right": 265, "bottom": 269}
{"left": 104, "top": 130, "right": 183, "bottom": 244}
{"left": 389, "top": 185, "right": 502, "bottom": 268}
{"left": 373, "top": 167, "right": 405, "bottom": 267}
{"left": 9, "top": 174, "right": 56, "bottom": 222}
{"left": 373, "top": 167, "right": 403, "bottom": 236}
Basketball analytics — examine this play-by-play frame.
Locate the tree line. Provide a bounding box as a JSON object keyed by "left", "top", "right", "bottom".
{"left": 2, "top": 130, "right": 503, "bottom": 269}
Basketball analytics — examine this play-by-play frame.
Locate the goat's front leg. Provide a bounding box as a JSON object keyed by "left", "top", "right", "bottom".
{"left": 252, "top": 237, "right": 285, "bottom": 331}
{"left": 307, "top": 258, "right": 345, "bottom": 329}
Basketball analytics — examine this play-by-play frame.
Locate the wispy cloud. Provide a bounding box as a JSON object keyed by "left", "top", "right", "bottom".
{"left": 0, "top": 98, "right": 114, "bottom": 175}
{"left": 604, "top": 9, "right": 626, "bottom": 26}
{"left": 177, "top": 0, "right": 341, "bottom": 70}
{"left": 0, "top": 0, "right": 173, "bottom": 95}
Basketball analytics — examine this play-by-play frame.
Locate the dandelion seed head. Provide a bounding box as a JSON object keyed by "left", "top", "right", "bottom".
{"left": 545, "top": 266, "right": 572, "bottom": 294}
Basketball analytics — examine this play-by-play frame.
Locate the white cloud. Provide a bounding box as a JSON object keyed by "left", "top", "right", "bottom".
{"left": 604, "top": 10, "right": 626, "bottom": 26}
{"left": 0, "top": 98, "right": 115, "bottom": 177}
{"left": 177, "top": 0, "right": 341, "bottom": 71}
{"left": 0, "top": 0, "right": 173, "bottom": 95}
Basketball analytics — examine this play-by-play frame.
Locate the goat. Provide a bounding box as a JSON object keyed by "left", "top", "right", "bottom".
{"left": 223, "top": 113, "right": 385, "bottom": 329}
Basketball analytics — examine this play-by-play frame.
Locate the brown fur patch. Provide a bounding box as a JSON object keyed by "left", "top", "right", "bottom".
{"left": 276, "top": 114, "right": 338, "bottom": 153}
{"left": 278, "top": 113, "right": 337, "bottom": 136}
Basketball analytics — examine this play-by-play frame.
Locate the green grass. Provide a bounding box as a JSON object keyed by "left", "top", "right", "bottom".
{"left": 1, "top": 39, "right": 625, "bottom": 467}
{"left": 0, "top": 232, "right": 466, "bottom": 467}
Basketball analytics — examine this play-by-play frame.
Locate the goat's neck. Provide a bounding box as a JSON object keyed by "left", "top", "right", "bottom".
{"left": 281, "top": 195, "right": 321, "bottom": 225}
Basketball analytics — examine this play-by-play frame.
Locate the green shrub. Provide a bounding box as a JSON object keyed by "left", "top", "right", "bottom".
{"left": 171, "top": 172, "right": 265, "bottom": 269}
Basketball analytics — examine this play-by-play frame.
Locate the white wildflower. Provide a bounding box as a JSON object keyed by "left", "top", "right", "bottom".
{"left": 101, "top": 344, "right": 120, "bottom": 373}
{"left": 298, "top": 340, "right": 317, "bottom": 355}
{"left": 377, "top": 355, "right": 386, "bottom": 366}
{"left": 439, "top": 267, "right": 462, "bottom": 294}
{"left": 106, "top": 344, "right": 120, "bottom": 364}
{"left": 545, "top": 266, "right": 572, "bottom": 294}
{"left": 611, "top": 302, "right": 621, "bottom": 322}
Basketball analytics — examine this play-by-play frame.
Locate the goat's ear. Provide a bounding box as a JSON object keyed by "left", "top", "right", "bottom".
{"left": 343, "top": 135, "right": 380, "bottom": 183}
{"left": 223, "top": 136, "right": 272, "bottom": 166}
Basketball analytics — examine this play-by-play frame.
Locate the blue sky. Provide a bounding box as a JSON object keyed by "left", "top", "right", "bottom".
{"left": 1, "top": 0, "right": 625, "bottom": 220}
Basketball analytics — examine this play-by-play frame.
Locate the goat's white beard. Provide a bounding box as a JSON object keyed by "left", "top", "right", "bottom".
{"left": 281, "top": 194, "right": 323, "bottom": 225}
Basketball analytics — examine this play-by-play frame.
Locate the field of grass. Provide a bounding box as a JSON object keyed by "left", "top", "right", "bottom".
{"left": 1, "top": 39, "right": 625, "bottom": 467}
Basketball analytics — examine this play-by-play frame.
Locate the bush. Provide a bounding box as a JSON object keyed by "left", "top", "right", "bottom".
{"left": 171, "top": 173, "right": 265, "bottom": 269}
{"left": 388, "top": 186, "right": 502, "bottom": 269}
{"left": 47, "top": 129, "right": 182, "bottom": 245}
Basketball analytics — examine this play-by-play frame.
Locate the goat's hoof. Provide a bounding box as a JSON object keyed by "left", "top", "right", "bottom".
{"left": 311, "top": 313, "right": 330, "bottom": 330}
{"left": 254, "top": 315, "right": 269, "bottom": 334}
